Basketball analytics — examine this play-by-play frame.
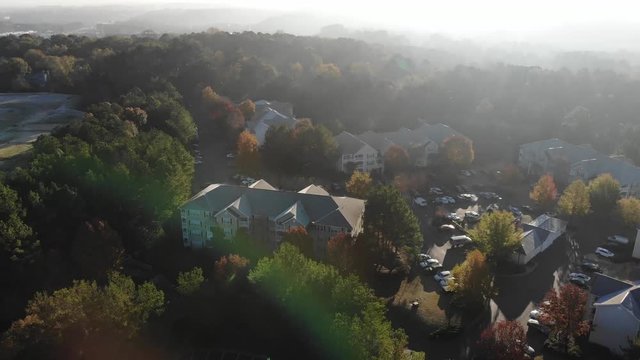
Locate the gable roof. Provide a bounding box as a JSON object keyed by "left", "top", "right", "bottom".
{"left": 335, "top": 131, "right": 369, "bottom": 154}
{"left": 595, "top": 284, "right": 640, "bottom": 321}
{"left": 517, "top": 214, "right": 567, "bottom": 255}
{"left": 249, "top": 179, "right": 277, "bottom": 190}
{"left": 298, "top": 184, "right": 330, "bottom": 196}
{"left": 182, "top": 181, "right": 365, "bottom": 231}
{"left": 591, "top": 273, "right": 634, "bottom": 297}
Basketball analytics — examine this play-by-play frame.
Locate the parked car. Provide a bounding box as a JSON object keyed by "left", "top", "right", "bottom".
{"left": 451, "top": 235, "right": 472, "bottom": 248}
{"left": 508, "top": 206, "right": 523, "bottom": 218}
{"left": 570, "top": 277, "right": 590, "bottom": 288}
{"left": 529, "top": 309, "right": 542, "bottom": 320}
{"left": 414, "top": 197, "right": 428, "bottom": 207}
{"left": 607, "top": 235, "right": 630, "bottom": 245}
{"left": 446, "top": 213, "right": 462, "bottom": 222}
{"left": 595, "top": 247, "right": 615, "bottom": 258}
{"left": 464, "top": 211, "right": 481, "bottom": 222}
{"left": 521, "top": 205, "right": 533, "bottom": 212}
{"left": 527, "top": 319, "right": 551, "bottom": 335}
{"left": 429, "top": 187, "right": 444, "bottom": 195}
{"left": 439, "top": 224, "right": 455, "bottom": 231}
{"left": 225, "top": 153, "right": 235, "bottom": 159}
{"left": 581, "top": 261, "right": 601, "bottom": 272}
{"left": 434, "top": 271, "right": 451, "bottom": 282}
{"left": 426, "top": 263, "right": 443, "bottom": 273}
{"left": 417, "top": 253, "right": 431, "bottom": 261}
{"left": 459, "top": 170, "right": 472, "bottom": 177}
{"left": 439, "top": 278, "right": 456, "bottom": 293}
{"left": 569, "top": 273, "right": 591, "bottom": 282}
{"left": 457, "top": 193, "right": 478, "bottom": 202}
{"left": 435, "top": 196, "right": 455, "bottom": 205}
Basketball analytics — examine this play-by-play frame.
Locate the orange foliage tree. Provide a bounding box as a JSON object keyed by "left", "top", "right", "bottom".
{"left": 236, "top": 130, "right": 260, "bottom": 176}
{"left": 441, "top": 135, "right": 474, "bottom": 168}
{"left": 384, "top": 145, "right": 409, "bottom": 175}
{"left": 214, "top": 254, "right": 250, "bottom": 284}
{"left": 530, "top": 173, "right": 558, "bottom": 210}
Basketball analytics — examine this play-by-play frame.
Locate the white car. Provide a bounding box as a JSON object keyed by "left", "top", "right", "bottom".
{"left": 439, "top": 224, "right": 455, "bottom": 231}
{"left": 226, "top": 153, "right": 235, "bottom": 159}
{"left": 414, "top": 197, "right": 428, "bottom": 207}
{"left": 429, "top": 187, "right": 444, "bottom": 195}
{"left": 464, "top": 211, "right": 481, "bottom": 221}
{"left": 425, "top": 258, "right": 440, "bottom": 266}
{"left": 417, "top": 253, "right": 431, "bottom": 261}
{"left": 607, "top": 235, "right": 629, "bottom": 245}
{"left": 434, "top": 271, "right": 451, "bottom": 282}
{"left": 569, "top": 273, "right": 591, "bottom": 282}
{"left": 595, "top": 247, "right": 615, "bottom": 258}
{"left": 529, "top": 309, "right": 542, "bottom": 320}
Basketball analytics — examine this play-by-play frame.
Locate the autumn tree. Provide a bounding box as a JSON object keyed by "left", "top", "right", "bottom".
{"left": 451, "top": 250, "right": 495, "bottom": 307}
{"left": 346, "top": 171, "right": 373, "bottom": 198}
{"left": 617, "top": 197, "right": 640, "bottom": 227}
{"left": 238, "top": 99, "right": 256, "bottom": 120}
{"left": 441, "top": 135, "right": 474, "bottom": 168}
{"left": 236, "top": 130, "right": 261, "bottom": 176}
{"left": 557, "top": 180, "right": 590, "bottom": 218}
{"left": 176, "top": 267, "right": 205, "bottom": 295}
{"left": 282, "top": 226, "right": 315, "bottom": 258}
{"left": 214, "top": 254, "right": 250, "bottom": 284}
{"left": 327, "top": 232, "right": 356, "bottom": 273}
{"left": 477, "top": 320, "right": 529, "bottom": 360}
{"left": 468, "top": 211, "right": 522, "bottom": 262}
{"left": 1, "top": 273, "right": 164, "bottom": 358}
{"left": 588, "top": 173, "right": 621, "bottom": 213}
{"left": 539, "top": 284, "right": 590, "bottom": 354}
{"left": 384, "top": 145, "right": 410, "bottom": 175}
{"left": 530, "top": 173, "right": 558, "bottom": 210}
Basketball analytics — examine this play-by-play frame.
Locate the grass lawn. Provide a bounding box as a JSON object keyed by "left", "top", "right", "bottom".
{"left": 0, "top": 144, "right": 32, "bottom": 160}
{"left": 391, "top": 276, "right": 448, "bottom": 328}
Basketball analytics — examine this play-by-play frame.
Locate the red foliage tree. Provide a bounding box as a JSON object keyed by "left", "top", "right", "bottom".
{"left": 282, "top": 226, "right": 314, "bottom": 258}
{"left": 384, "top": 145, "right": 410, "bottom": 174}
{"left": 539, "top": 284, "right": 590, "bottom": 343}
{"left": 327, "top": 233, "right": 355, "bottom": 273}
{"left": 477, "top": 320, "right": 529, "bottom": 360}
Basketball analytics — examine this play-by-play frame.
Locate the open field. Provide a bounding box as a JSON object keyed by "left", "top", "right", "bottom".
{"left": 0, "top": 93, "right": 83, "bottom": 159}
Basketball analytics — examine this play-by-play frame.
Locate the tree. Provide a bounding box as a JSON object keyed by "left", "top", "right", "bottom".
{"left": 176, "top": 267, "right": 205, "bottom": 295}
{"left": 1, "top": 273, "right": 164, "bottom": 358}
{"left": 214, "top": 254, "right": 250, "bottom": 284}
{"left": 441, "top": 135, "right": 474, "bottom": 168}
{"left": 70, "top": 219, "right": 124, "bottom": 280}
{"left": 477, "top": 320, "right": 529, "bottom": 360}
{"left": 0, "top": 180, "right": 38, "bottom": 262}
{"left": 530, "top": 174, "right": 558, "bottom": 210}
{"left": 346, "top": 171, "right": 372, "bottom": 198}
{"left": 364, "top": 186, "right": 421, "bottom": 270}
{"left": 238, "top": 99, "right": 256, "bottom": 120}
{"left": 539, "top": 284, "right": 590, "bottom": 353}
{"left": 282, "top": 226, "right": 314, "bottom": 258}
{"left": 451, "top": 250, "right": 495, "bottom": 307}
{"left": 588, "top": 173, "right": 621, "bottom": 213}
{"left": 617, "top": 197, "right": 640, "bottom": 227}
{"left": 557, "top": 180, "right": 590, "bottom": 218}
{"left": 327, "top": 232, "right": 356, "bottom": 273}
{"left": 384, "top": 145, "right": 409, "bottom": 174}
{"left": 468, "top": 211, "right": 522, "bottom": 262}
{"left": 236, "top": 130, "right": 261, "bottom": 176}
{"left": 248, "top": 243, "right": 414, "bottom": 360}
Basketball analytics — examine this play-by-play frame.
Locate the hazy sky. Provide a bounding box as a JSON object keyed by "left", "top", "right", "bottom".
{"left": 10, "top": 0, "right": 640, "bottom": 35}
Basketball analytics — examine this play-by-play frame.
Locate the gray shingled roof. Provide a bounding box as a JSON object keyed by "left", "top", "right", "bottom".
{"left": 591, "top": 273, "right": 634, "bottom": 297}
{"left": 517, "top": 214, "right": 567, "bottom": 255}
{"left": 182, "top": 182, "right": 365, "bottom": 231}
{"left": 335, "top": 131, "right": 369, "bottom": 154}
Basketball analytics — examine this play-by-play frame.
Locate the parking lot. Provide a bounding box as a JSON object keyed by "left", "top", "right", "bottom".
{"left": 405, "top": 168, "right": 640, "bottom": 358}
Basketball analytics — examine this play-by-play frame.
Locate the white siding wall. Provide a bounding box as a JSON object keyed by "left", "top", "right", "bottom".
{"left": 589, "top": 305, "right": 640, "bottom": 355}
